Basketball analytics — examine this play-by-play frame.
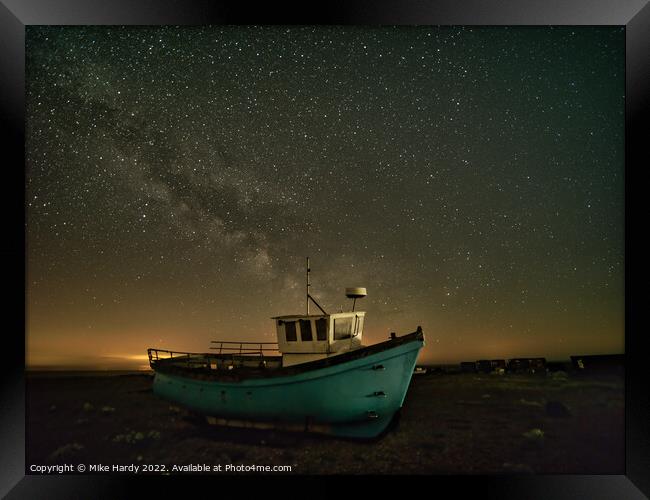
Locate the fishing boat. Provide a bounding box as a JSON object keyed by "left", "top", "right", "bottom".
{"left": 147, "top": 258, "right": 425, "bottom": 439}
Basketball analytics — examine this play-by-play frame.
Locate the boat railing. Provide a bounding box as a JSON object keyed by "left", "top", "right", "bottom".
{"left": 209, "top": 340, "right": 279, "bottom": 357}
{"left": 148, "top": 342, "right": 280, "bottom": 370}
{"left": 147, "top": 349, "right": 211, "bottom": 369}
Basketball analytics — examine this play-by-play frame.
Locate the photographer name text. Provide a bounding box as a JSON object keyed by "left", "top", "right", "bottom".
{"left": 29, "top": 463, "right": 293, "bottom": 474}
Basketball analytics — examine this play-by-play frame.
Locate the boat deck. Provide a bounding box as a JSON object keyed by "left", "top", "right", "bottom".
{"left": 148, "top": 327, "right": 423, "bottom": 382}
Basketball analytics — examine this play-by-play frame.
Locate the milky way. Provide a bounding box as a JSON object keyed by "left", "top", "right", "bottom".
{"left": 26, "top": 26, "right": 624, "bottom": 368}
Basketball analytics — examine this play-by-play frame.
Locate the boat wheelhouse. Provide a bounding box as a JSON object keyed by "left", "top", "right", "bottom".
{"left": 147, "top": 259, "right": 424, "bottom": 438}
{"left": 274, "top": 309, "right": 366, "bottom": 367}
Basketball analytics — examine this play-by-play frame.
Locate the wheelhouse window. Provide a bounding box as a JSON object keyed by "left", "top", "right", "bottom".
{"left": 316, "top": 318, "right": 327, "bottom": 341}
{"left": 299, "top": 319, "right": 313, "bottom": 341}
{"left": 334, "top": 317, "right": 353, "bottom": 340}
{"left": 284, "top": 321, "right": 297, "bottom": 342}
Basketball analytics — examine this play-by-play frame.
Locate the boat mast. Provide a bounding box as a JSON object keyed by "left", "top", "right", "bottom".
{"left": 305, "top": 257, "right": 328, "bottom": 315}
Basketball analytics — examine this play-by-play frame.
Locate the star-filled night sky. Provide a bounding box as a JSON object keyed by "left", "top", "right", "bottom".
{"left": 26, "top": 26, "right": 624, "bottom": 370}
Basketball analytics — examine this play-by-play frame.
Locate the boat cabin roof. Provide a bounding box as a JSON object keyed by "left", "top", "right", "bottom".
{"left": 271, "top": 314, "right": 330, "bottom": 319}
{"left": 271, "top": 311, "right": 363, "bottom": 320}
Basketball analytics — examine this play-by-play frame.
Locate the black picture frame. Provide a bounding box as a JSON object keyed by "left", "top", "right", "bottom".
{"left": 1, "top": 0, "right": 647, "bottom": 497}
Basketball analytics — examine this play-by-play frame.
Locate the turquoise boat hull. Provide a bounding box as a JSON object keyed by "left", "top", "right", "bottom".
{"left": 150, "top": 330, "right": 424, "bottom": 438}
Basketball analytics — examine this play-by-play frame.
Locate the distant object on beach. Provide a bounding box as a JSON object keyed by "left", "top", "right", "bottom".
{"left": 459, "top": 359, "right": 511, "bottom": 374}
{"left": 570, "top": 354, "right": 624, "bottom": 373}
{"left": 460, "top": 361, "right": 478, "bottom": 373}
{"left": 507, "top": 358, "right": 547, "bottom": 374}
{"left": 454, "top": 354, "right": 624, "bottom": 376}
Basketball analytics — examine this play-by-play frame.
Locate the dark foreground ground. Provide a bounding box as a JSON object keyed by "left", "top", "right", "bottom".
{"left": 26, "top": 370, "right": 624, "bottom": 474}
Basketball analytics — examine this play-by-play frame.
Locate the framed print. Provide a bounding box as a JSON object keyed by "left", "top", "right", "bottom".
{"left": 1, "top": 0, "right": 647, "bottom": 497}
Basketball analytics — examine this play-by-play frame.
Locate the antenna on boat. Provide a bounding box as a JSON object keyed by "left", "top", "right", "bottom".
{"left": 346, "top": 287, "right": 367, "bottom": 312}
{"left": 305, "top": 257, "right": 328, "bottom": 315}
